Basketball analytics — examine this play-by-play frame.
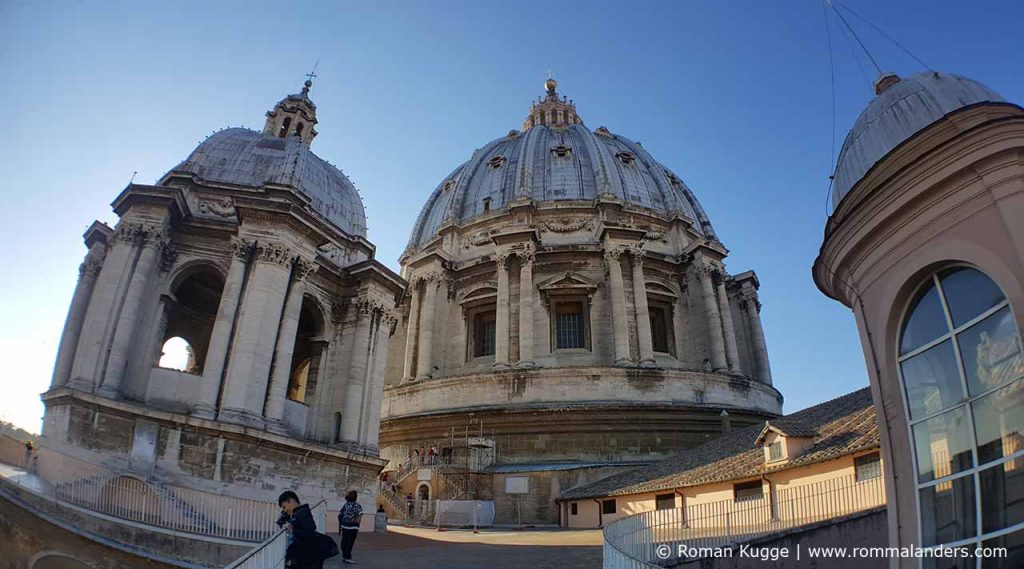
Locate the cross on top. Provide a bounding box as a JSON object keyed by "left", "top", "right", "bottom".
{"left": 306, "top": 60, "right": 319, "bottom": 83}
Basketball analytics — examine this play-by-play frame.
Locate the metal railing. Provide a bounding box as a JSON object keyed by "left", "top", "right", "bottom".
{"left": 225, "top": 501, "right": 326, "bottom": 569}
{"left": 603, "top": 473, "right": 886, "bottom": 568}
{"left": 53, "top": 472, "right": 280, "bottom": 541}
{"left": 0, "top": 445, "right": 280, "bottom": 542}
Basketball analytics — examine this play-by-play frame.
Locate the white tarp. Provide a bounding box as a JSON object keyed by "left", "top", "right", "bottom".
{"left": 434, "top": 500, "right": 495, "bottom": 527}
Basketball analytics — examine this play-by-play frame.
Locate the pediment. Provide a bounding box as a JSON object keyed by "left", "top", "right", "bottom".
{"left": 458, "top": 283, "right": 498, "bottom": 304}
{"left": 537, "top": 271, "right": 600, "bottom": 293}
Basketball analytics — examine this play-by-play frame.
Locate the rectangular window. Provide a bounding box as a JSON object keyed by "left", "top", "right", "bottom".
{"left": 601, "top": 499, "right": 616, "bottom": 515}
{"left": 472, "top": 310, "right": 497, "bottom": 357}
{"left": 734, "top": 480, "right": 763, "bottom": 502}
{"left": 650, "top": 305, "right": 670, "bottom": 353}
{"left": 768, "top": 441, "right": 783, "bottom": 461}
{"left": 555, "top": 301, "right": 586, "bottom": 349}
{"left": 655, "top": 493, "right": 675, "bottom": 511}
{"left": 570, "top": 502, "right": 578, "bottom": 516}
{"left": 855, "top": 452, "right": 882, "bottom": 481}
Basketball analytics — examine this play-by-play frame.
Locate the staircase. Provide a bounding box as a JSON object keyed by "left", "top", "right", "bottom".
{"left": 377, "top": 485, "right": 408, "bottom": 521}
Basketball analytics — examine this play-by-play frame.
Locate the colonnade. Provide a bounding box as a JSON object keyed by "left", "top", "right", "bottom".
{"left": 399, "top": 243, "right": 772, "bottom": 382}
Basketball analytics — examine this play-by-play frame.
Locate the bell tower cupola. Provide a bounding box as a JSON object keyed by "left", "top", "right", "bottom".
{"left": 263, "top": 76, "right": 319, "bottom": 146}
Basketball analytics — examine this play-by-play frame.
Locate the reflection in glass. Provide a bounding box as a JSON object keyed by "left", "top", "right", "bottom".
{"left": 973, "top": 380, "right": 1024, "bottom": 464}
{"left": 982, "top": 529, "right": 1024, "bottom": 569}
{"left": 941, "top": 267, "right": 1006, "bottom": 328}
{"left": 914, "top": 407, "right": 974, "bottom": 483}
{"left": 980, "top": 458, "right": 1024, "bottom": 534}
{"left": 920, "top": 476, "right": 977, "bottom": 547}
{"left": 923, "top": 554, "right": 974, "bottom": 569}
{"left": 902, "top": 340, "right": 965, "bottom": 419}
{"left": 901, "top": 283, "right": 949, "bottom": 356}
{"left": 958, "top": 307, "right": 1024, "bottom": 396}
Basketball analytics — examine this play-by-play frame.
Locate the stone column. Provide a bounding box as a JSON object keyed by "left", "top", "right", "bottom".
{"left": 743, "top": 292, "right": 773, "bottom": 385}
{"left": 218, "top": 241, "right": 293, "bottom": 426}
{"left": 365, "top": 310, "right": 397, "bottom": 448}
{"left": 51, "top": 247, "right": 105, "bottom": 388}
{"left": 605, "top": 248, "right": 632, "bottom": 365}
{"left": 416, "top": 275, "right": 439, "bottom": 379}
{"left": 494, "top": 252, "right": 511, "bottom": 369}
{"left": 517, "top": 247, "right": 536, "bottom": 368}
{"left": 401, "top": 284, "right": 421, "bottom": 382}
{"left": 69, "top": 223, "right": 143, "bottom": 391}
{"left": 630, "top": 248, "right": 656, "bottom": 366}
{"left": 264, "top": 259, "right": 318, "bottom": 428}
{"left": 194, "top": 239, "right": 251, "bottom": 418}
{"left": 717, "top": 275, "right": 743, "bottom": 375}
{"left": 696, "top": 262, "right": 728, "bottom": 372}
{"left": 341, "top": 301, "right": 373, "bottom": 442}
{"left": 99, "top": 227, "right": 166, "bottom": 398}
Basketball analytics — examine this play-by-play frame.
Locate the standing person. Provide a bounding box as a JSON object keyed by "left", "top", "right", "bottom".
{"left": 337, "top": 490, "right": 363, "bottom": 565}
{"left": 406, "top": 492, "right": 415, "bottom": 517}
{"left": 278, "top": 491, "right": 338, "bottom": 569}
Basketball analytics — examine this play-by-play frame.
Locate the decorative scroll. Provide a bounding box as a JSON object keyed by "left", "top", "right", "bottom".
{"left": 197, "top": 198, "right": 235, "bottom": 218}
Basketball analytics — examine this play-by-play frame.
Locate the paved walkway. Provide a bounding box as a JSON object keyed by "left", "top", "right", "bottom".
{"left": 326, "top": 525, "right": 603, "bottom": 569}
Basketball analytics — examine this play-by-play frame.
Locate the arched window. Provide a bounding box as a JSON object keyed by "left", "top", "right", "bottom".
{"left": 285, "top": 298, "right": 325, "bottom": 404}
{"left": 897, "top": 266, "right": 1024, "bottom": 550}
{"left": 159, "top": 337, "right": 196, "bottom": 372}
{"left": 295, "top": 122, "right": 304, "bottom": 136}
{"left": 158, "top": 268, "right": 225, "bottom": 375}
{"left": 278, "top": 117, "right": 292, "bottom": 138}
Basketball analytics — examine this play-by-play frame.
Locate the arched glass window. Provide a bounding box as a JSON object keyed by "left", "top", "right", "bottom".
{"left": 897, "top": 266, "right": 1024, "bottom": 552}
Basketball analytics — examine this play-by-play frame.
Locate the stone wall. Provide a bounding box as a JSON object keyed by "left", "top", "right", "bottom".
{"left": 41, "top": 394, "right": 382, "bottom": 528}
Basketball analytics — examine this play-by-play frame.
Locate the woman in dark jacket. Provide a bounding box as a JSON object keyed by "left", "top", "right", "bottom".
{"left": 278, "top": 491, "right": 337, "bottom": 569}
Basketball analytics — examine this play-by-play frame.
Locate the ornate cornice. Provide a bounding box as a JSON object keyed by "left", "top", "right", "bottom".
{"left": 253, "top": 241, "right": 294, "bottom": 267}
{"left": 114, "top": 222, "right": 146, "bottom": 245}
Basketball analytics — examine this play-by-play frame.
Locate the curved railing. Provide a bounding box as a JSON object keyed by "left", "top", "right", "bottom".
{"left": 602, "top": 473, "right": 885, "bottom": 568}
{"left": 225, "top": 500, "right": 327, "bottom": 569}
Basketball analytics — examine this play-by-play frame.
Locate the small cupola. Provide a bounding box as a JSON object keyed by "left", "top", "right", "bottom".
{"left": 523, "top": 75, "right": 583, "bottom": 130}
{"left": 755, "top": 420, "right": 818, "bottom": 465}
{"left": 263, "top": 77, "right": 319, "bottom": 147}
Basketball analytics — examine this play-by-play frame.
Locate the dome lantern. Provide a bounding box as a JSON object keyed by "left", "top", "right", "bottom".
{"left": 263, "top": 78, "right": 319, "bottom": 147}
{"left": 524, "top": 75, "right": 582, "bottom": 130}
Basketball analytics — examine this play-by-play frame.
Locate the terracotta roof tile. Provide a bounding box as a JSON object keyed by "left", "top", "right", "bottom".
{"left": 559, "top": 387, "right": 878, "bottom": 501}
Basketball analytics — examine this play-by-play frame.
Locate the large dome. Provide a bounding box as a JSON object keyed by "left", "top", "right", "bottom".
{"left": 832, "top": 71, "right": 1004, "bottom": 208}
{"left": 407, "top": 90, "right": 715, "bottom": 249}
{"left": 165, "top": 127, "right": 367, "bottom": 237}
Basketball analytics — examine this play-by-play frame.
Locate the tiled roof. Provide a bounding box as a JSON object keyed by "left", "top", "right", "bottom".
{"left": 559, "top": 387, "right": 878, "bottom": 501}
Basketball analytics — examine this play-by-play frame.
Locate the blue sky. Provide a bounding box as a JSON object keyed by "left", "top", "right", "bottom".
{"left": 2, "top": 1, "right": 1022, "bottom": 432}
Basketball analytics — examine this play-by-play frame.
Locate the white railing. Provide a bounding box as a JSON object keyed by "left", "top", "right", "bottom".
{"left": 0, "top": 446, "right": 280, "bottom": 542}
{"left": 53, "top": 473, "right": 280, "bottom": 541}
{"left": 225, "top": 501, "right": 326, "bottom": 569}
{"left": 603, "top": 473, "right": 886, "bottom": 568}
